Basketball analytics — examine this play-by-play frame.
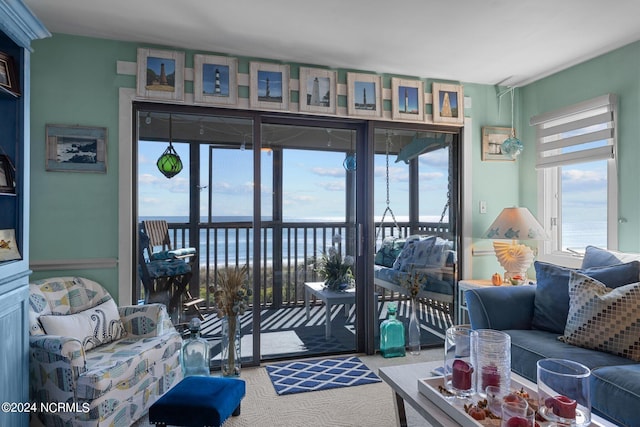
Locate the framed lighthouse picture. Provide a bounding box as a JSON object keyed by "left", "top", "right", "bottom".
{"left": 194, "top": 54, "right": 238, "bottom": 106}
{"left": 391, "top": 78, "right": 424, "bottom": 122}
{"left": 298, "top": 67, "right": 336, "bottom": 115}
{"left": 136, "top": 48, "right": 184, "bottom": 101}
{"left": 432, "top": 82, "right": 464, "bottom": 125}
{"left": 249, "top": 62, "right": 290, "bottom": 111}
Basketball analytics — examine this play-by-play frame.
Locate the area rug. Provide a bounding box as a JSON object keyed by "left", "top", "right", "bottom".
{"left": 265, "top": 356, "right": 381, "bottom": 395}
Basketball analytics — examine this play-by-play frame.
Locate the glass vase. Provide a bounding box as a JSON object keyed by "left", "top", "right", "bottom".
{"left": 407, "top": 298, "right": 421, "bottom": 355}
{"left": 221, "top": 315, "right": 241, "bottom": 377}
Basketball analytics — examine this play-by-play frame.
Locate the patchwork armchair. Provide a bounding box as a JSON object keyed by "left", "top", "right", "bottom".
{"left": 28, "top": 276, "right": 183, "bottom": 427}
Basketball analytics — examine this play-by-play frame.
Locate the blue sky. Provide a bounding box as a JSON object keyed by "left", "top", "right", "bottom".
{"left": 147, "top": 56, "right": 175, "bottom": 75}
{"left": 137, "top": 141, "right": 449, "bottom": 222}
{"left": 398, "top": 86, "right": 419, "bottom": 113}
{"left": 257, "top": 71, "right": 283, "bottom": 97}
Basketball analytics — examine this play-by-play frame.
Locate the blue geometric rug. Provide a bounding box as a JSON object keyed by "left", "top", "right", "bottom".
{"left": 265, "top": 356, "right": 382, "bottom": 395}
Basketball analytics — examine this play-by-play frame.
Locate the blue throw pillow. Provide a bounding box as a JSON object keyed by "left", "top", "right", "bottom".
{"left": 532, "top": 260, "right": 640, "bottom": 334}
{"left": 581, "top": 245, "right": 640, "bottom": 269}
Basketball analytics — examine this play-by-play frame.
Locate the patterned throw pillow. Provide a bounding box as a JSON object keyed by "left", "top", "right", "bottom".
{"left": 39, "top": 298, "right": 126, "bottom": 351}
{"left": 374, "top": 236, "right": 405, "bottom": 267}
{"left": 560, "top": 271, "right": 640, "bottom": 362}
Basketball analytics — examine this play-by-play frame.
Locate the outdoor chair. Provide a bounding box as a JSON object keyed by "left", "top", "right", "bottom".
{"left": 138, "top": 227, "right": 204, "bottom": 323}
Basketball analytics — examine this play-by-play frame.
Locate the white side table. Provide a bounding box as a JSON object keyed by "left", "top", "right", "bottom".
{"left": 457, "top": 279, "right": 493, "bottom": 324}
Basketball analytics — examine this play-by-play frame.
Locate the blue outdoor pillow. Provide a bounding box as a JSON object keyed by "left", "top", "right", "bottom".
{"left": 532, "top": 260, "right": 640, "bottom": 334}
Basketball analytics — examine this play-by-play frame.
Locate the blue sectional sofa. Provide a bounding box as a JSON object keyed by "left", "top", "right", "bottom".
{"left": 465, "top": 246, "right": 640, "bottom": 427}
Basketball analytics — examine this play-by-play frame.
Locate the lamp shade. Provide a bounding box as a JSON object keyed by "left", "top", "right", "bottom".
{"left": 484, "top": 207, "right": 548, "bottom": 240}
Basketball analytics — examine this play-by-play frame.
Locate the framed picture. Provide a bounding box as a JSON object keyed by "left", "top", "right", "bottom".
{"left": 391, "top": 77, "right": 424, "bottom": 121}
{"left": 250, "top": 62, "right": 290, "bottom": 110}
{"left": 0, "top": 154, "right": 15, "bottom": 193}
{"left": 0, "top": 52, "right": 19, "bottom": 96}
{"left": 298, "top": 67, "right": 336, "bottom": 115}
{"left": 0, "top": 229, "right": 21, "bottom": 262}
{"left": 136, "top": 48, "right": 185, "bottom": 101}
{"left": 482, "top": 126, "right": 515, "bottom": 161}
{"left": 45, "top": 124, "right": 108, "bottom": 173}
{"left": 347, "top": 73, "right": 382, "bottom": 118}
{"left": 432, "top": 82, "right": 464, "bottom": 124}
{"left": 194, "top": 54, "right": 238, "bottom": 106}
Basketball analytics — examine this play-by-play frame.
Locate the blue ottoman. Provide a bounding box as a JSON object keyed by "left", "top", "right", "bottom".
{"left": 149, "top": 376, "right": 246, "bottom": 427}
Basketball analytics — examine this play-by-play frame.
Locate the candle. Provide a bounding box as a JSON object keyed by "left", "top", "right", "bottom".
{"left": 545, "top": 395, "right": 577, "bottom": 419}
{"left": 481, "top": 364, "right": 500, "bottom": 389}
{"left": 452, "top": 359, "right": 473, "bottom": 390}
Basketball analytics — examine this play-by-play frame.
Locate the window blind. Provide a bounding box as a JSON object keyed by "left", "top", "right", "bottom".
{"left": 530, "top": 94, "right": 617, "bottom": 169}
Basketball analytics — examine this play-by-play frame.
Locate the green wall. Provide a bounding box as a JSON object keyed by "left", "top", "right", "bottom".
{"left": 28, "top": 33, "right": 520, "bottom": 298}
{"left": 519, "top": 40, "right": 640, "bottom": 252}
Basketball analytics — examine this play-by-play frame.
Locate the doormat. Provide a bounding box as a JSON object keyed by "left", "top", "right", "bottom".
{"left": 265, "top": 356, "right": 381, "bottom": 396}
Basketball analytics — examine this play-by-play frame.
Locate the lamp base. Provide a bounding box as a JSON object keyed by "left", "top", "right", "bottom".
{"left": 493, "top": 241, "right": 534, "bottom": 284}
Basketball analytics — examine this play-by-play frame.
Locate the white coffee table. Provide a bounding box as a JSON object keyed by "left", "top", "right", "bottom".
{"left": 378, "top": 360, "right": 617, "bottom": 427}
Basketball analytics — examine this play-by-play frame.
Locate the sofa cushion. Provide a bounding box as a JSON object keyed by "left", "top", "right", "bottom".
{"left": 581, "top": 245, "right": 640, "bottom": 269}
{"left": 374, "top": 236, "right": 405, "bottom": 268}
{"left": 561, "top": 271, "right": 640, "bottom": 362}
{"left": 532, "top": 260, "right": 640, "bottom": 334}
{"left": 39, "top": 298, "right": 126, "bottom": 351}
{"left": 590, "top": 364, "right": 640, "bottom": 427}
{"left": 505, "top": 329, "right": 636, "bottom": 383}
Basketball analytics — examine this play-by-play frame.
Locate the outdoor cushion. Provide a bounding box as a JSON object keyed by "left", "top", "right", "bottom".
{"left": 146, "top": 258, "right": 191, "bottom": 278}
{"left": 531, "top": 260, "right": 640, "bottom": 334}
{"left": 374, "top": 236, "right": 405, "bottom": 268}
{"left": 151, "top": 247, "right": 197, "bottom": 260}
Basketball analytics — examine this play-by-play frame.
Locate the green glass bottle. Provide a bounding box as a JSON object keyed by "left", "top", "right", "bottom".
{"left": 380, "top": 302, "right": 406, "bottom": 358}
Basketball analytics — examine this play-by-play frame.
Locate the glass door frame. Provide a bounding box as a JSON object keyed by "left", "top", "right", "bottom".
{"left": 132, "top": 102, "right": 463, "bottom": 362}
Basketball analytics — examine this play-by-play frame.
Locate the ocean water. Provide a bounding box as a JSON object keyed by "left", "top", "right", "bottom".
{"left": 140, "top": 215, "right": 349, "bottom": 265}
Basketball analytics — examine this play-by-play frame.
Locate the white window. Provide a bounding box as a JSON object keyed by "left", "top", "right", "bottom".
{"left": 531, "top": 94, "right": 618, "bottom": 266}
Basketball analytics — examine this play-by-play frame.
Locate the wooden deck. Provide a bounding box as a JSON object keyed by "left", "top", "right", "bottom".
{"left": 197, "top": 298, "right": 452, "bottom": 363}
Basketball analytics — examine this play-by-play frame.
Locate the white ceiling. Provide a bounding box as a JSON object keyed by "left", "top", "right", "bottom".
{"left": 23, "top": 0, "right": 640, "bottom": 87}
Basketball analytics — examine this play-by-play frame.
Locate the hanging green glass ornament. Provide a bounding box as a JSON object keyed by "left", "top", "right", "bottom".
{"left": 156, "top": 143, "right": 183, "bottom": 178}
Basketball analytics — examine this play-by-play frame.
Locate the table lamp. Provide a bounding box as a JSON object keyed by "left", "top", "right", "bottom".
{"left": 483, "top": 207, "right": 548, "bottom": 283}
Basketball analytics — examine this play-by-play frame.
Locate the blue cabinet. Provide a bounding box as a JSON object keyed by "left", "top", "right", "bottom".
{"left": 0, "top": 2, "right": 49, "bottom": 426}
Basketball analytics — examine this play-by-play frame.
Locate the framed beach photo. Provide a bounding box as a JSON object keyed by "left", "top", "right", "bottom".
{"left": 45, "top": 124, "right": 108, "bottom": 173}
{"left": 250, "top": 62, "right": 290, "bottom": 111}
{"left": 0, "top": 229, "right": 21, "bottom": 262}
{"left": 347, "top": 73, "right": 382, "bottom": 118}
{"left": 194, "top": 54, "right": 238, "bottom": 106}
{"left": 391, "top": 78, "right": 424, "bottom": 121}
{"left": 298, "top": 67, "right": 336, "bottom": 115}
{"left": 482, "top": 126, "right": 515, "bottom": 161}
{"left": 136, "top": 48, "right": 185, "bottom": 101}
{"left": 0, "top": 51, "right": 19, "bottom": 96}
{"left": 432, "top": 82, "right": 464, "bottom": 125}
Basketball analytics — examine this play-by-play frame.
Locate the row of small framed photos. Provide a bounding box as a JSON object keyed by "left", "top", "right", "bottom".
{"left": 135, "top": 48, "right": 464, "bottom": 124}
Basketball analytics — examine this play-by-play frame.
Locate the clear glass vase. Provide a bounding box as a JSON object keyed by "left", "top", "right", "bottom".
{"left": 408, "top": 298, "right": 421, "bottom": 355}
{"left": 221, "top": 315, "right": 241, "bottom": 377}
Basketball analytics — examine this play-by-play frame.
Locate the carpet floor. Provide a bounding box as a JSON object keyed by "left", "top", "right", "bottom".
{"left": 132, "top": 348, "right": 442, "bottom": 427}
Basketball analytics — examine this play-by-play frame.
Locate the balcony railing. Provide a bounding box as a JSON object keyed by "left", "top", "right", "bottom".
{"left": 137, "top": 220, "right": 452, "bottom": 310}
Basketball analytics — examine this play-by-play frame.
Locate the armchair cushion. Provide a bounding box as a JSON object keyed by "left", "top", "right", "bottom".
{"left": 39, "top": 298, "right": 126, "bottom": 351}
{"left": 146, "top": 258, "right": 192, "bottom": 278}
{"left": 532, "top": 260, "right": 640, "bottom": 334}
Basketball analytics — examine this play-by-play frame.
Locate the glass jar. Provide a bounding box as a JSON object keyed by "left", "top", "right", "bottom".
{"left": 380, "top": 302, "right": 405, "bottom": 358}
{"left": 221, "top": 315, "right": 242, "bottom": 376}
{"left": 180, "top": 318, "right": 210, "bottom": 377}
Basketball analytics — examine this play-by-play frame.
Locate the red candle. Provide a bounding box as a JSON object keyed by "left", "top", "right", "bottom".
{"left": 481, "top": 364, "right": 500, "bottom": 389}
{"left": 452, "top": 359, "right": 473, "bottom": 390}
{"left": 545, "top": 395, "right": 577, "bottom": 419}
